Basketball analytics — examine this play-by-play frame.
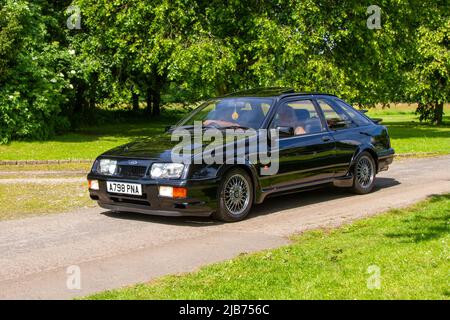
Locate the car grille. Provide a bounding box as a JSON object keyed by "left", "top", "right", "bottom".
{"left": 110, "top": 197, "right": 150, "bottom": 206}
{"left": 117, "top": 165, "right": 148, "bottom": 178}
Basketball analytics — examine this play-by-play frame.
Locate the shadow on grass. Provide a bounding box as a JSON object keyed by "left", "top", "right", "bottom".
{"left": 19, "top": 110, "right": 450, "bottom": 145}
{"left": 50, "top": 115, "right": 180, "bottom": 143}
{"left": 384, "top": 194, "right": 450, "bottom": 243}
{"left": 383, "top": 120, "right": 450, "bottom": 140}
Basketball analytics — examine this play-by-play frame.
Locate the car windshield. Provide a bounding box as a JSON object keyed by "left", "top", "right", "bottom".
{"left": 176, "top": 98, "right": 274, "bottom": 130}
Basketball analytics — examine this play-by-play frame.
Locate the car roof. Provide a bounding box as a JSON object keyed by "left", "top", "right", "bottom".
{"left": 221, "top": 87, "right": 337, "bottom": 99}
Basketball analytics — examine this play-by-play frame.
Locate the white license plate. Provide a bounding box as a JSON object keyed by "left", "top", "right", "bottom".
{"left": 106, "top": 181, "right": 142, "bottom": 196}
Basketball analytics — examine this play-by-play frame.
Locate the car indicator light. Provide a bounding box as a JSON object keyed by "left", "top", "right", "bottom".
{"left": 159, "top": 186, "right": 187, "bottom": 198}
{"left": 88, "top": 179, "right": 99, "bottom": 190}
{"left": 173, "top": 187, "right": 187, "bottom": 199}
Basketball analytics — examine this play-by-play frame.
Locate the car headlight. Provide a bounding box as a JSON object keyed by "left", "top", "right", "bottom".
{"left": 150, "top": 163, "right": 184, "bottom": 179}
{"left": 98, "top": 159, "right": 117, "bottom": 175}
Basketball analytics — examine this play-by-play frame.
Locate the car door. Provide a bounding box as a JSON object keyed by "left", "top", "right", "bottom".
{"left": 260, "top": 98, "right": 336, "bottom": 191}
{"left": 315, "top": 97, "right": 360, "bottom": 177}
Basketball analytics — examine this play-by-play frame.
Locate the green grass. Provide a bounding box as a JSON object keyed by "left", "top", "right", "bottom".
{"left": 0, "top": 162, "right": 92, "bottom": 173}
{"left": 0, "top": 181, "right": 94, "bottom": 220}
{"left": 366, "top": 104, "right": 450, "bottom": 155}
{"left": 371, "top": 116, "right": 450, "bottom": 155}
{"left": 88, "top": 194, "right": 450, "bottom": 300}
{"left": 0, "top": 104, "right": 449, "bottom": 160}
{"left": 0, "top": 116, "right": 177, "bottom": 161}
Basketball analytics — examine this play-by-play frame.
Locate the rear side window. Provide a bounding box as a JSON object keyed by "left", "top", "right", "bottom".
{"left": 317, "top": 99, "right": 353, "bottom": 130}
{"left": 333, "top": 99, "right": 371, "bottom": 126}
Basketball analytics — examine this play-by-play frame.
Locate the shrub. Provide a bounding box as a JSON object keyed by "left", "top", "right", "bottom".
{"left": 0, "top": 0, "right": 72, "bottom": 143}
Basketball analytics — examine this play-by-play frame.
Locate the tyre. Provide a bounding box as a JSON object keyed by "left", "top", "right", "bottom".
{"left": 351, "top": 152, "right": 376, "bottom": 194}
{"left": 213, "top": 168, "right": 254, "bottom": 222}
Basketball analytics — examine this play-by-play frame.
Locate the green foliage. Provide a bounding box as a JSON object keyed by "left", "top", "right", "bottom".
{"left": 0, "top": 0, "right": 73, "bottom": 143}
{"left": 0, "top": 0, "right": 448, "bottom": 143}
{"left": 406, "top": 3, "right": 449, "bottom": 124}
{"left": 71, "top": 0, "right": 448, "bottom": 112}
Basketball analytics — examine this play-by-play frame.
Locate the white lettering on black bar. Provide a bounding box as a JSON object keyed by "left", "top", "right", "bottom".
{"left": 106, "top": 182, "right": 142, "bottom": 196}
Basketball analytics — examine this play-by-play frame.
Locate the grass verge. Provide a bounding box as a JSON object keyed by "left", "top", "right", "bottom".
{"left": 0, "top": 162, "right": 92, "bottom": 173}
{"left": 0, "top": 182, "right": 94, "bottom": 220}
{"left": 88, "top": 194, "right": 450, "bottom": 300}
{"left": 366, "top": 104, "right": 450, "bottom": 155}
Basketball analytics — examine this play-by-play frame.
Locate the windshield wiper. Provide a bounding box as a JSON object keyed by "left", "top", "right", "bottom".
{"left": 170, "top": 124, "right": 220, "bottom": 130}
{"left": 220, "top": 125, "right": 250, "bottom": 130}
{"left": 171, "top": 124, "right": 251, "bottom": 131}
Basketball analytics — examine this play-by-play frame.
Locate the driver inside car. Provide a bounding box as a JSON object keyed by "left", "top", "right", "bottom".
{"left": 203, "top": 102, "right": 240, "bottom": 128}
{"left": 277, "top": 105, "right": 306, "bottom": 135}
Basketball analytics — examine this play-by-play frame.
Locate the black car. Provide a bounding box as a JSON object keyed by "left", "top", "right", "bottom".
{"left": 88, "top": 87, "right": 394, "bottom": 222}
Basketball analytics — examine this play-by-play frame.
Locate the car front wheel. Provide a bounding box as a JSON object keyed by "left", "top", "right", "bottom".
{"left": 213, "top": 168, "right": 253, "bottom": 222}
{"left": 351, "top": 152, "right": 376, "bottom": 194}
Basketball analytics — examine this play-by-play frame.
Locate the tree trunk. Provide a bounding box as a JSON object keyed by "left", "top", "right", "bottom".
{"left": 88, "top": 72, "right": 98, "bottom": 110}
{"left": 132, "top": 91, "right": 139, "bottom": 112}
{"left": 88, "top": 93, "right": 96, "bottom": 110}
{"left": 73, "top": 81, "right": 87, "bottom": 115}
{"left": 146, "top": 88, "right": 152, "bottom": 116}
{"left": 433, "top": 102, "right": 444, "bottom": 125}
{"left": 216, "top": 82, "right": 228, "bottom": 96}
{"left": 152, "top": 89, "right": 161, "bottom": 117}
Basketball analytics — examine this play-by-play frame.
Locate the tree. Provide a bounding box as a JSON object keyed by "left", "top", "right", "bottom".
{"left": 73, "top": 0, "right": 206, "bottom": 116}
{"left": 406, "top": 1, "right": 449, "bottom": 124}
{"left": 0, "top": 0, "right": 73, "bottom": 143}
{"left": 272, "top": 1, "right": 414, "bottom": 106}
{"left": 1, "top": 0, "right": 448, "bottom": 145}
{"left": 67, "top": 0, "right": 450, "bottom": 123}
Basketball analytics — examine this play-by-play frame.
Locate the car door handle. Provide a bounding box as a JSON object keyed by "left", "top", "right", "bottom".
{"left": 321, "top": 136, "right": 332, "bottom": 142}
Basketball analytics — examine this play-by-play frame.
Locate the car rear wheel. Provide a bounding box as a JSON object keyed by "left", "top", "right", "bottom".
{"left": 213, "top": 168, "right": 253, "bottom": 222}
{"left": 351, "top": 152, "right": 376, "bottom": 194}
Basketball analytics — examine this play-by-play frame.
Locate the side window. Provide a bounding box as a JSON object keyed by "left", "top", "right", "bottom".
{"left": 317, "top": 99, "right": 353, "bottom": 130}
{"left": 272, "top": 100, "right": 325, "bottom": 135}
{"left": 334, "top": 99, "right": 371, "bottom": 126}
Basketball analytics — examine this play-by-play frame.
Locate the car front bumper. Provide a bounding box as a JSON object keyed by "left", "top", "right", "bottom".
{"left": 87, "top": 175, "right": 220, "bottom": 217}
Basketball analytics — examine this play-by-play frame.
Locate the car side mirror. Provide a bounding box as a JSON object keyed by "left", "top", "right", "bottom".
{"left": 276, "top": 126, "right": 294, "bottom": 137}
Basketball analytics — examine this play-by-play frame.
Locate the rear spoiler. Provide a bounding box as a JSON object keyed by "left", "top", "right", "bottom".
{"left": 358, "top": 109, "right": 382, "bottom": 124}
{"left": 371, "top": 118, "right": 383, "bottom": 124}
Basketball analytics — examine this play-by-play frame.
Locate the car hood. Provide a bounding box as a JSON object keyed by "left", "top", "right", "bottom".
{"left": 101, "top": 133, "right": 178, "bottom": 161}
{"left": 100, "top": 129, "right": 259, "bottom": 161}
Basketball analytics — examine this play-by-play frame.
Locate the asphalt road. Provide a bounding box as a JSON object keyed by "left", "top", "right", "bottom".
{"left": 0, "top": 155, "right": 449, "bottom": 299}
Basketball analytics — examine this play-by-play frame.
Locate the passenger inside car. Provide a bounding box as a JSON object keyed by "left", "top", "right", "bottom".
{"left": 275, "top": 105, "right": 306, "bottom": 135}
